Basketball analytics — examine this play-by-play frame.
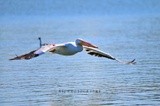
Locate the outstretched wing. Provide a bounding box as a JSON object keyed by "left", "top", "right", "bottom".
{"left": 84, "top": 46, "right": 136, "bottom": 65}
{"left": 9, "top": 44, "right": 55, "bottom": 60}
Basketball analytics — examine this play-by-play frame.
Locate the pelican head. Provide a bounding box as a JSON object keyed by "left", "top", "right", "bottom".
{"left": 76, "top": 38, "right": 98, "bottom": 48}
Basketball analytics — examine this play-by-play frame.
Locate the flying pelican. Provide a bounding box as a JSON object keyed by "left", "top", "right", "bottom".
{"left": 9, "top": 37, "right": 136, "bottom": 65}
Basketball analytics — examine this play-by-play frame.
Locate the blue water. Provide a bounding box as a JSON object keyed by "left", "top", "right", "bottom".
{"left": 1, "top": 0, "right": 160, "bottom": 16}
{"left": 1, "top": 1, "right": 160, "bottom": 105}
{"left": 0, "top": 15, "right": 160, "bottom": 106}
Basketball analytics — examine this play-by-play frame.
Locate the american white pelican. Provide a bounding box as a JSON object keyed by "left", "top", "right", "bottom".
{"left": 9, "top": 38, "right": 136, "bottom": 65}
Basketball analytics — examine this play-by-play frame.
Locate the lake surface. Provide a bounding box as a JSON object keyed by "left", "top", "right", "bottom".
{"left": 0, "top": 15, "right": 160, "bottom": 106}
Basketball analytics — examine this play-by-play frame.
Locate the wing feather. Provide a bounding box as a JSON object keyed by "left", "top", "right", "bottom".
{"left": 84, "top": 46, "right": 136, "bottom": 65}
{"left": 84, "top": 46, "right": 116, "bottom": 60}
{"left": 9, "top": 44, "right": 54, "bottom": 60}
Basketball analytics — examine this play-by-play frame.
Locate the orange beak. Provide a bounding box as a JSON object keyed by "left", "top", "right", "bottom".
{"left": 80, "top": 40, "right": 98, "bottom": 48}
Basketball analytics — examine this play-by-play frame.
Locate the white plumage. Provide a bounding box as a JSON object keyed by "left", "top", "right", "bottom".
{"left": 10, "top": 38, "right": 136, "bottom": 65}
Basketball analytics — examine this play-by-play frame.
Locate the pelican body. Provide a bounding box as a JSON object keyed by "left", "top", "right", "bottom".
{"left": 10, "top": 38, "right": 136, "bottom": 65}
{"left": 54, "top": 43, "right": 82, "bottom": 56}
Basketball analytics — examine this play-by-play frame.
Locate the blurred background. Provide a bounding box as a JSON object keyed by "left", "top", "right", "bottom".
{"left": 0, "top": 0, "right": 160, "bottom": 106}
{"left": 1, "top": 0, "right": 160, "bottom": 16}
